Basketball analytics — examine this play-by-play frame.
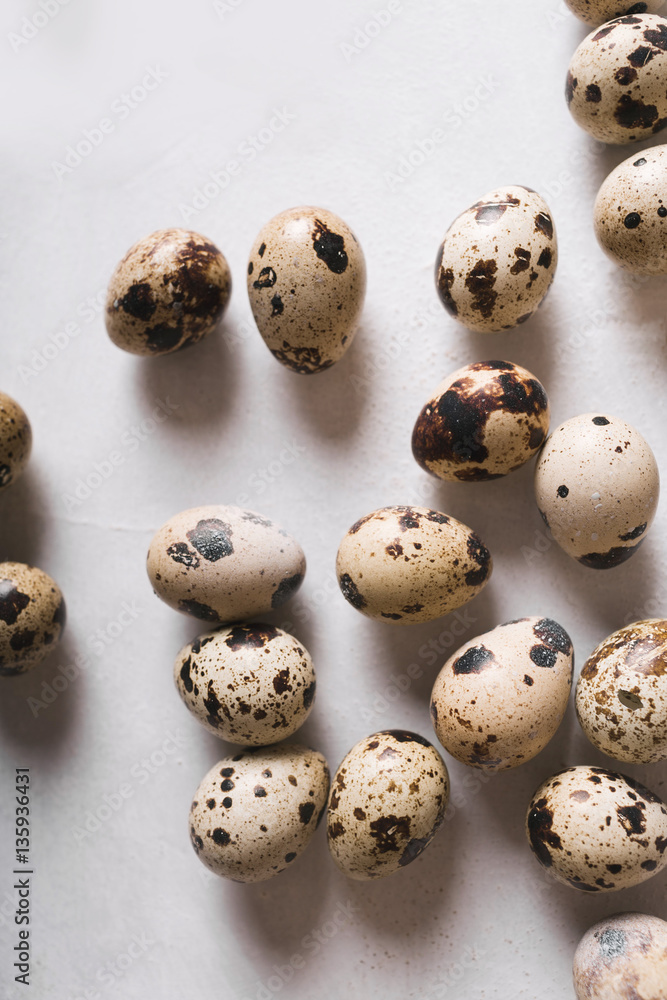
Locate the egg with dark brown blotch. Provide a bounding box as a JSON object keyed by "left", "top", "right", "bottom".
{"left": 174, "top": 623, "right": 316, "bottom": 746}
{"left": 412, "top": 360, "right": 550, "bottom": 482}
{"left": 105, "top": 228, "right": 231, "bottom": 356}
{"left": 431, "top": 617, "right": 574, "bottom": 770}
{"left": 435, "top": 185, "right": 557, "bottom": 332}
{"left": 189, "top": 744, "right": 329, "bottom": 882}
{"left": 576, "top": 619, "right": 667, "bottom": 763}
{"left": 0, "top": 562, "right": 66, "bottom": 675}
{"left": 573, "top": 911, "right": 667, "bottom": 1000}
{"left": 0, "top": 393, "right": 32, "bottom": 492}
{"left": 336, "top": 505, "right": 492, "bottom": 624}
{"left": 526, "top": 765, "right": 667, "bottom": 891}
{"left": 566, "top": 14, "right": 667, "bottom": 145}
{"left": 534, "top": 413, "right": 659, "bottom": 568}
{"left": 147, "top": 505, "right": 306, "bottom": 623}
{"left": 247, "top": 206, "right": 366, "bottom": 374}
{"left": 566, "top": 1, "right": 666, "bottom": 26}
{"left": 326, "top": 730, "right": 449, "bottom": 880}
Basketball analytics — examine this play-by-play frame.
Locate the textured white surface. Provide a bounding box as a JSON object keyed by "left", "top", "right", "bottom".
{"left": 1, "top": 1, "right": 666, "bottom": 998}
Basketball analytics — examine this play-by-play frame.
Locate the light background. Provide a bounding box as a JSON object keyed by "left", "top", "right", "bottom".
{"left": 1, "top": 1, "right": 666, "bottom": 997}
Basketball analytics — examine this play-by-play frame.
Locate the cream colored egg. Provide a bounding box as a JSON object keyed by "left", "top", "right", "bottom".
{"left": 534, "top": 413, "right": 659, "bottom": 568}
{"left": 326, "top": 730, "right": 449, "bottom": 880}
{"left": 526, "top": 765, "right": 667, "bottom": 891}
{"left": 174, "top": 623, "right": 316, "bottom": 746}
{"left": 147, "top": 505, "right": 306, "bottom": 623}
{"left": 566, "top": 15, "right": 667, "bottom": 144}
{"left": 336, "top": 505, "right": 492, "bottom": 625}
{"left": 594, "top": 144, "right": 667, "bottom": 273}
{"left": 576, "top": 620, "right": 667, "bottom": 763}
{"left": 566, "top": 1, "right": 666, "bottom": 26}
{"left": 431, "top": 617, "right": 574, "bottom": 770}
{"left": 573, "top": 912, "right": 667, "bottom": 1000}
{"left": 105, "top": 228, "right": 231, "bottom": 356}
{"left": 189, "top": 744, "right": 329, "bottom": 882}
{"left": 434, "top": 185, "right": 557, "bottom": 332}
{"left": 0, "top": 393, "right": 31, "bottom": 492}
{"left": 247, "top": 206, "right": 366, "bottom": 374}
{"left": 412, "top": 360, "right": 550, "bottom": 482}
{"left": 0, "top": 562, "right": 66, "bottom": 676}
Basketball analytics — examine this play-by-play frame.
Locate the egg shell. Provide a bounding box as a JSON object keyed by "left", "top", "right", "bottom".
{"left": 147, "top": 505, "right": 306, "bottom": 623}
{"left": 434, "top": 185, "right": 557, "bottom": 333}
{"left": 105, "top": 228, "right": 231, "bottom": 356}
{"left": 326, "top": 730, "right": 449, "bottom": 881}
{"left": 573, "top": 911, "right": 667, "bottom": 1000}
{"left": 526, "top": 765, "right": 667, "bottom": 891}
{"left": 0, "top": 562, "right": 66, "bottom": 675}
{"left": 594, "top": 144, "right": 667, "bottom": 273}
{"left": 174, "top": 623, "right": 316, "bottom": 746}
{"left": 189, "top": 744, "right": 329, "bottom": 882}
{"left": 576, "top": 620, "right": 667, "bottom": 763}
{"left": 566, "top": 14, "right": 667, "bottom": 144}
{"left": 247, "top": 206, "right": 366, "bottom": 374}
{"left": 534, "top": 413, "right": 659, "bottom": 569}
{"left": 430, "top": 617, "right": 574, "bottom": 770}
{"left": 0, "top": 393, "right": 31, "bottom": 492}
{"left": 566, "top": 1, "right": 666, "bottom": 26}
{"left": 412, "top": 360, "right": 550, "bottom": 482}
{"left": 336, "top": 505, "right": 492, "bottom": 625}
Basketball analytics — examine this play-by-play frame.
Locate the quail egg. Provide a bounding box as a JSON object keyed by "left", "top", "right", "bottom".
{"left": 0, "top": 393, "right": 31, "bottom": 492}
{"left": 0, "top": 562, "right": 66, "bottom": 675}
{"left": 565, "top": 1, "right": 666, "bottom": 26}
{"left": 573, "top": 911, "right": 667, "bottom": 1000}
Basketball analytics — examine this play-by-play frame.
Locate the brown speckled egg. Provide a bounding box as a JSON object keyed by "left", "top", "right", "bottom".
{"left": 0, "top": 562, "right": 66, "bottom": 675}
{"left": 534, "top": 414, "right": 659, "bottom": 569}
{"left": 189, "top": 744, "right": 329, "bottom": 882}
{"left": 573, "top": 911, "right": 667, "bottom": 1000}
{"left": 594, "top": 144, "right": 667, "bottom": 273}
{"left": 526, "top": 765, "right": 667, "bottom": 892}
{"left": 147, "top": 505, "right": 306, "bottom": 623}
{"left": 174, "top": 623, "right": 316, "bottom": 746}
{"left": 566, "top": 1, "right": 666, "bottom": 26}
{"left": 566, "top": 15, "right": 667, "bottom": 144}
{"left": 336, "top": 505, "right": 492, "bottom": 625}
{"left": 435, "top": 185, "right": 557, "bottom": 333}
{"left": 326, "top": 730, "right": 449, "bottom": 880}
{"left": 576, "top": 620, "right": 667, "bottom": 763}
{"left": 431, "top": 617, "right": 574, "bottom": 770}
{"left": 412, "top": 360, "right": 550, "bottom": 482}
{"left": 247, "top": 206, "right": 366, "bottom": 374}
{"left": 0, "top": 393, "right": 31, "bottom": 492}
{"left": 105, "top": 228, "right": 231, "bottom": 356}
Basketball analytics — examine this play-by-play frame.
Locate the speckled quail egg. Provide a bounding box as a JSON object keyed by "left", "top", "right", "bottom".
{"left": 0, "top": 393, "right": 31, "bottom": 492}
{"left": 573, "top": 911, "right": 667, "bottom": 1000}
{"left": 326, "top": 730, "right": 449, "bottom": 880}
{"left": 247, "top": 206, "right": 366, "bottom": 374}
{"left": 105, "top": 228, "right": 231, "bottom": 356}
{"left": 412, "top": 360, "right": 550, "bottom": 482}
{"left": 594, "top": 144, "right": 667, "bottom": 273}
{"left": 0, "top": 562, "right": 66, "bottom": 676}
{"left": 174, "top": 623, "right": 316, "bottom": 746}
{"left": 566, "top": 1, "right": 666, "bottom": 26}
{"left": 534, "top": 413, "right": 659, "bottom": 568}
{"left": 189, "top": 744, "right": 329, "bottom": 882}
{"left": 431, "top": 617, "right": 574, "bottom": 770}
{"left": 147, "top": 505, "right": 306, "bottom": 623}
{"left": 566, "top": 14, "right": 667, "bottom": 144}
{"left": 336, "top": 505, "right": 492, "bottom": 624}
{"left": 526, "top": 765, "right": 667, "bottom": 891}
{"left": 576, "top": 620, "right": 667, "bottom": 763}
{"left": 435, "top": 185, "right": 557, "bottom": 332}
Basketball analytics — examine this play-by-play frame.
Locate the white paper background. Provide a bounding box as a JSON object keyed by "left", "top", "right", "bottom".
{"left": 0, "top": 1, "right": 666, "bottom": 997}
